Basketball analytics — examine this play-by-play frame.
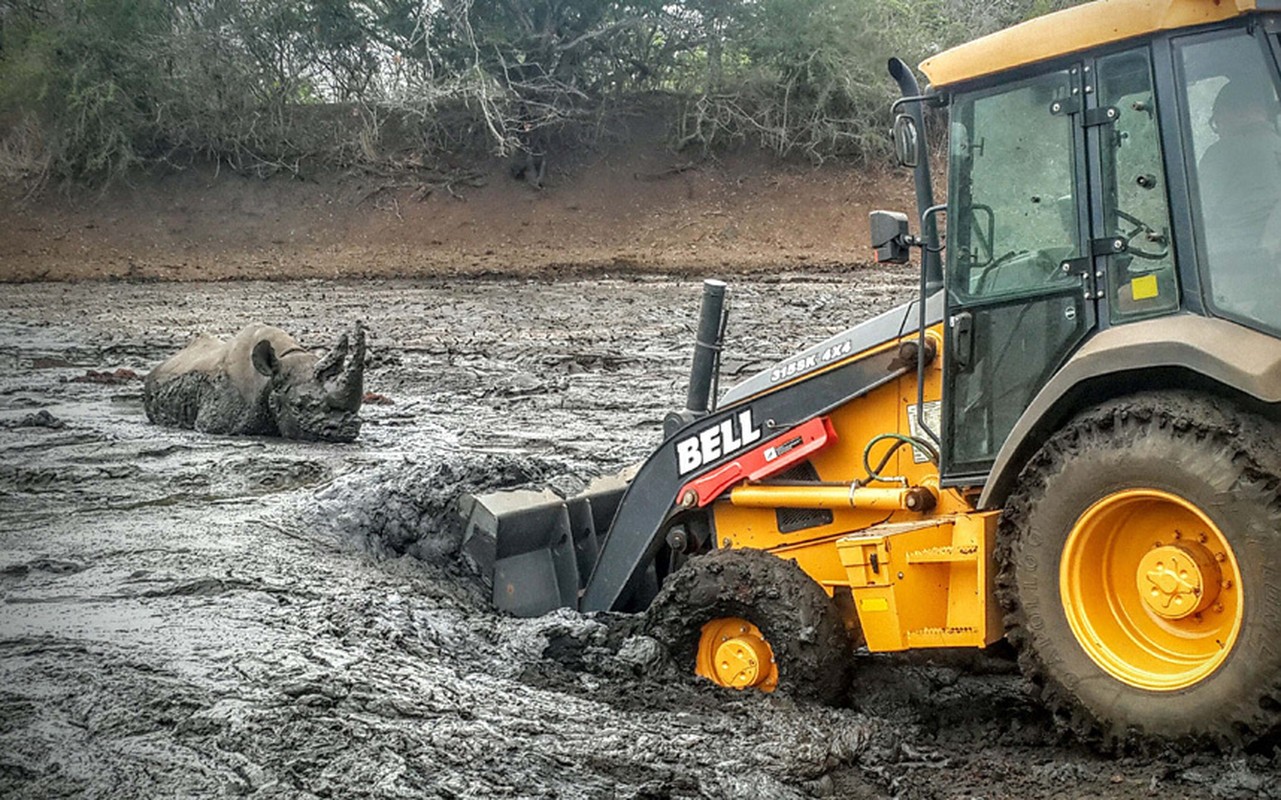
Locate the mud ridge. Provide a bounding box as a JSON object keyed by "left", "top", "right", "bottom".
{"left": 308, "top": 454, "right": 565, "bottom": 564}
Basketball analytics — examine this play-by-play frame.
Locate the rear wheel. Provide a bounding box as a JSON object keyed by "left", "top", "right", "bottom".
{"left": 1000, "top": 392, "right": 1281, "bottom": 747}
{"left": 644, "top": 547, "right": 853, "bottom": 705}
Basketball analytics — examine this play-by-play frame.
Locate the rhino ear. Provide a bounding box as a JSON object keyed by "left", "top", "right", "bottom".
{"left": 251, "top": 339, "right": 280, "bottom": 377}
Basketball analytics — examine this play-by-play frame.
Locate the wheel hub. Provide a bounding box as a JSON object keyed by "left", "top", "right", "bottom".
{"left": 696, "top": 617, "right": 778, "bottom": 692}
{"left": 1136, "top": 543, "right": 1221, "bottom": 619}
{"left": 712, "top": 634, "right": 773, "bottom": 688}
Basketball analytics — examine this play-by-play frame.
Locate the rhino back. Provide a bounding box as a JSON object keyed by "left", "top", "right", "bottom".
{"left": 148, "top": 333, "right": 227, "bottom": 378}
{"left": 144, "top": 334, "right": 225, "bottom": 426}
{"left": 144, "top": 328, "right": 293, "bottom": 435}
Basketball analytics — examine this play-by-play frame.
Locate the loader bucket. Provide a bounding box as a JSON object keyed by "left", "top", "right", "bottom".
{"left": 458, "top": 475, "right": 628, "bottom": 616}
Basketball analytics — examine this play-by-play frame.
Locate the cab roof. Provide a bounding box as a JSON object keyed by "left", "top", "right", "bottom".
{"left": 919, "top": 0, "right": 1260, "bottom": 89}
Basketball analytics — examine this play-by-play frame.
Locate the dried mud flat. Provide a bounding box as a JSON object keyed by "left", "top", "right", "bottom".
{"left": 1, "top": 273, "right": 1278, "bottom": 799}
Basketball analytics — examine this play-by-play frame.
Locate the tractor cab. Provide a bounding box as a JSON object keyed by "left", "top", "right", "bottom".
{"left": 881, "top": 0, "right": 1281, "bottom": 487}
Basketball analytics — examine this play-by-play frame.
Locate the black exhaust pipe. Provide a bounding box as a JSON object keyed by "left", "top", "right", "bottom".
{"left": 685, "top": 279, "right": 727, "bottom": 415}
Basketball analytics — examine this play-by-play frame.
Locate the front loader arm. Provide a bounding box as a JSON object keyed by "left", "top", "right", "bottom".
{"left": 461, "top": 297, "right": 941, "bottom": 618}
{"left": 581, "top": 341, "right": 913, "bottom": 613}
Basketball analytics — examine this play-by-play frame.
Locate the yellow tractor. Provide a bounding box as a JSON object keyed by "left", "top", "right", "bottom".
{"left": 460, "top": 0, "right": 1281, "bottom": 748}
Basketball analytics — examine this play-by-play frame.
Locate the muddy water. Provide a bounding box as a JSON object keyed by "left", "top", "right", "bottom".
{"left": 1, "top": 275, "right": 1277, "bottom": 799}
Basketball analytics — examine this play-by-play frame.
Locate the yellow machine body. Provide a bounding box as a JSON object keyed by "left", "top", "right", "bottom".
{"left": 701, "top": 0, "right": 1276, "bottom": 664}
{"left": 708, "top": 326, "right": 1004, "bottom": 652}
{"left": 835, "top": 513, "right": 1003, "bottom": 651}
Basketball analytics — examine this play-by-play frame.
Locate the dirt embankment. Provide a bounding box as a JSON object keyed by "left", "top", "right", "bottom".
{"left": 0, "top": 143, "right": 916, "bottom": 283}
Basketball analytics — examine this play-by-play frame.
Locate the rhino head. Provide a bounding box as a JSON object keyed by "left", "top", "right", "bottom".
{"left": 251, "top": 325, "right": 366, "bottom": 442}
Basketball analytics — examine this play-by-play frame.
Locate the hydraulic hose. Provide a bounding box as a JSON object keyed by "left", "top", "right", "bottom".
{"left": 861, "top": 432, "right": 939, "bottom": 486}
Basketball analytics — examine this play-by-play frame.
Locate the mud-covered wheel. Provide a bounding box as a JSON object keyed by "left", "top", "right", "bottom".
{"left": 1000, "top": 391, "right": 1281, "bottom": 747}
{"left": 644, "top": 547, "right": 853, "bottom": 705}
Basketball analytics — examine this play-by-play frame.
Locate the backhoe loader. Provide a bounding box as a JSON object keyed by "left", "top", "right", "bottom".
{"left": 459, "top": 0, "right": 1281, "bottom": 747}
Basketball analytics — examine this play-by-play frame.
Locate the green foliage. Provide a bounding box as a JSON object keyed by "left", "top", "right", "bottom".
{"left": 0, "top": 0, "right": 171, "bottom": 180}
{"left": 0, "top": 0, "right": 1086, "bottom": 185}
{"left": 675, "top": 0, "right": 905, "bottom": 160}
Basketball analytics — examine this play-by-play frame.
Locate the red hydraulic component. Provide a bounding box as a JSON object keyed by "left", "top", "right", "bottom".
{"left": 677, "top": 417, "right": 837, "bottom": 509}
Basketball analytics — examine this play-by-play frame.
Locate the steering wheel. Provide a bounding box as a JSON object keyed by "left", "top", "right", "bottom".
{"left": 971, "top": 248, "right": 1067, "bottom": 296}
{"left": 971, "top": 249, "right": 1024, "bottom": 295}
{"left": 1116, "top": 208, "right": 1170, "bottom": 260}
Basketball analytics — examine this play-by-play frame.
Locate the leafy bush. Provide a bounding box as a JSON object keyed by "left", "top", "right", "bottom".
{"left": 674, "top": 0, "right": 908, "bottom": 161}
{"left": 0, "top": 0, "right": 1084, "bottom": 186}
{"left": 0, "top": 0, "right": 171, "bottom": 181}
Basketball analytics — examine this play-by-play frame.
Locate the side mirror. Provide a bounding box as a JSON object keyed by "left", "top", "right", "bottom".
{"left": 892, "top": 113, "right": 920, "bottom": 169}
{"left": 870, "top": 210, "right": 912, "bottom": 264}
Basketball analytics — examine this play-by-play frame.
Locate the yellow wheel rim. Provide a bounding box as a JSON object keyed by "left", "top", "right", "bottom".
{"left": 1060, "top": 488, "right": 1243, "bottom": 691}
{"left": 695, "top": 617, "right": 778, "bottom": 692}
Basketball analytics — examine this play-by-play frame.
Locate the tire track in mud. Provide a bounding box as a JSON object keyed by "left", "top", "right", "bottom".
{"left": 2, "top": 276, "right": 1279, "bottom": 798}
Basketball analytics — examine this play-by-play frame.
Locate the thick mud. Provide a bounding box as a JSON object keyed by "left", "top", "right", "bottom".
{"left": 2, "top": 275, "right": 1279, "bottom": 798}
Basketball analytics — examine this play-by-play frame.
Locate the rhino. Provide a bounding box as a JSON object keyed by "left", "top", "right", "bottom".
{"left": 143, "top": 324, "right": 365, "bottom": 442}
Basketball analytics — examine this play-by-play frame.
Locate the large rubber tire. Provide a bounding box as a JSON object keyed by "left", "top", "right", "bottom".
{"left": 644, "top": 547, "right": 853, "bottom": 706}
{"left": 999, "top": 391, "right": 1281, "bottom": 749}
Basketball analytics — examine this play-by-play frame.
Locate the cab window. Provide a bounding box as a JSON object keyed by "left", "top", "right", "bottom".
{"left": 948, "top": 70, "right": 1081, "bottom": 302}
{"left": 1175, "top": 29, "right": 1281, "bottom": 335}
{"left": 1096, "top": 49, "right": 1178, "bottom": 321}
{"left": 944, "top": 69, "right": 1089, "bottom": 473}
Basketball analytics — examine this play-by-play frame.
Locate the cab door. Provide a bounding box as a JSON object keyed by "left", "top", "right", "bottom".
{"left": 942, "top": 66, "right": 1099, "bottom": 481}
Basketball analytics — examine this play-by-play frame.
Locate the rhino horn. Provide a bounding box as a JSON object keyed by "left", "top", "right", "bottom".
{"left": 328, "top": 325, "right": 365, "bottom": 411}
{"left": 313, "top": 333, "right": 350, "bottom": 383}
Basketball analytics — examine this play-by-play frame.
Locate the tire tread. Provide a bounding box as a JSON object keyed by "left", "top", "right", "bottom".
{"left": 997, "top": 391, "right": 1281, "bottom": 750}
{"left": 643, "top": 547, "right": 853, "bottom": 706}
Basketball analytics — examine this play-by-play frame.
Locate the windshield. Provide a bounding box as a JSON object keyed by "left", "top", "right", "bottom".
{"left": 1175, "top": 28, "right": 1281, "bottom": 335}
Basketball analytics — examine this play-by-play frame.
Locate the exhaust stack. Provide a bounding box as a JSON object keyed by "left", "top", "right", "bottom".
{"left": 684, "top": 279, "right": 727, "bottom": 415}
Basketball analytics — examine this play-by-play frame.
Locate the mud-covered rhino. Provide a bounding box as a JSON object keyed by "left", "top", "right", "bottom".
{"left": 144, "top": 324, "right": 365, "bottom": 442}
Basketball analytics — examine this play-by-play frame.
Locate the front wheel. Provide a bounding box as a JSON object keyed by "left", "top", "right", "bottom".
{"left": 1000, "top": 392, "right": 1281, "bottom": 748}
{"left": 644, "top": 547, "right": 854, "bottom": 706}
